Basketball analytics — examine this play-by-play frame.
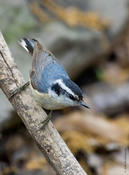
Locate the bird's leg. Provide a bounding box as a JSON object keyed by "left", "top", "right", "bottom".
{"left": 9, "top": 81, "right": 30, "bottom": 99}
{"left": 40, "top": 110, "right": 53, "bottom": 129}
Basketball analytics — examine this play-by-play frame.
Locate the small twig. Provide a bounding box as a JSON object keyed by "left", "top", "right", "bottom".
{"left": 0, "top": 32, "right": 87, "bottom": 175}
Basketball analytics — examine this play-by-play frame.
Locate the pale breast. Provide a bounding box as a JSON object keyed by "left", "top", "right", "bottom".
{"left": 30, "top": 84, "right": 75, "bottom": 110}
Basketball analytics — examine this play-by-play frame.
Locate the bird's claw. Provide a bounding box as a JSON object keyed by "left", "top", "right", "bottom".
{"left": 9, "top": 81, "right": 30, "bottom": 99}
{"left": 40, "top": 111, "right": 52, "bottom": 129}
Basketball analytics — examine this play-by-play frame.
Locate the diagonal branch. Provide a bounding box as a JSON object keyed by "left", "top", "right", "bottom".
{"left": 0, "top": 32, "right": 87, "bottom": 175}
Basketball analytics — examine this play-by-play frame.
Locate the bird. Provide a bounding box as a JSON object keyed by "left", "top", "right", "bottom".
{"left": 12, "top": 38, "right": 90, "bottom": 128}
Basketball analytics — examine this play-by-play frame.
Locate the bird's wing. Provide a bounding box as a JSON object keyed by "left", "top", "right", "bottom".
{"left": 30, "top": 41, "right": 69, "bottom": 93}
{"left": 37, "top": 62, "right": 69, "bottom": 93}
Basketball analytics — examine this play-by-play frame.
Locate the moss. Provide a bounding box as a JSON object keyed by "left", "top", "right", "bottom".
{"left": 1, "top": 6, "right": 38, "bottom": 44}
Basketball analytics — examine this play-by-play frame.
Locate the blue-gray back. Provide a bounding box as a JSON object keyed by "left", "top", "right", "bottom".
{"left": 38, "top": 62, "right": 69, "bottom": 92}
{"left": 30, "top": 45, "right": 69, "bottom": 92}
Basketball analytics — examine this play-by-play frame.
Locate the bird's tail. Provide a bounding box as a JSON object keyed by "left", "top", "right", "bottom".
{"left": 19, "top": 38, "right": 37, "bottom": 55}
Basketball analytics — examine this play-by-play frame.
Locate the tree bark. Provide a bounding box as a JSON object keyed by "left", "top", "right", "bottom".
{"left": 0, "top": 32, "right": 87, "bottom": 175}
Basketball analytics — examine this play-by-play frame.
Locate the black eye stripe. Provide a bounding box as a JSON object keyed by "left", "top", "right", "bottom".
{"left": 51, "top": 83, "right": 79, "bottom": 101}
{"left": 68, "top": 94, "right": 78, "bottom": 101}
{"left": 23, "top": 38, "right": 34, "bottom": 54}
{"left": 62, "top": 78, "right": 83, "bottom": 101}
{"left": 51, "top": 83, "right": 62, "bottom": 96}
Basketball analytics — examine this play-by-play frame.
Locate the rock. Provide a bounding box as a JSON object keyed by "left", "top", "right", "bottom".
{"left": 27, "top": 0, "right": 129, "bottom": 78}
{"left": 41, "top": 23, "right": 110, "bottom": 79}
{"left": 87, "top": 0, "right": 128, "bottom": 37}
{"left": 85, "top": 82, "right": 129, "bottom": 115}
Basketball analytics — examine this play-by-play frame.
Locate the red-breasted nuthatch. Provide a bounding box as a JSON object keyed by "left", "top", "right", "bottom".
{"left": 12, "top": 38, "right": 89, "bottom": 128}
{"left": 20, "top": 38, "right": 89, "bottom": 109}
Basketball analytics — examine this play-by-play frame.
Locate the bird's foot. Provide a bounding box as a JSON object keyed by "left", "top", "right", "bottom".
{"left": 40, "top": 111, "right": 52, "bottom": 129}
{"left": 9, "top": 81, "right": 30, "bottom": 99}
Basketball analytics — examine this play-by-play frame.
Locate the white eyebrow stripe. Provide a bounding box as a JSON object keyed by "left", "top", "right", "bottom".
{"left": 55, "top": 79, "right": 77, "bottom": 98}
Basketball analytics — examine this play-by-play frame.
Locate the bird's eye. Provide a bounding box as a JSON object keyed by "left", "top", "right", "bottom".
{"left": 68, "top": 94, "right": 79, "bottom": 102}
{"left": 51, "top": 83, "right": 61, "bottom": 96}
{"left": 51, "top": 82, "right": 81, "bottom": 102}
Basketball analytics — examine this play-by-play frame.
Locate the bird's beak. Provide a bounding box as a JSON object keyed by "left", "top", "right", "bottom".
{"left": 79, "top": 101, "right": 90, "bottom": 109}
